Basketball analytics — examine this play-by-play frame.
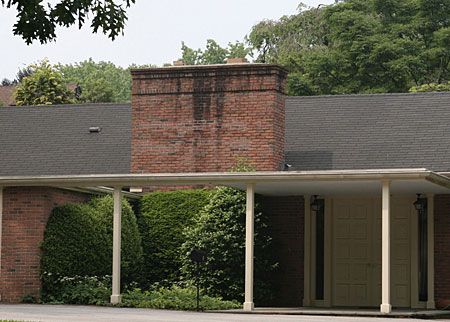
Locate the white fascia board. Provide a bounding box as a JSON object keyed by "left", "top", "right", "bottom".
{"left": 0, "top": 168, "right": 447, "bottom": 188}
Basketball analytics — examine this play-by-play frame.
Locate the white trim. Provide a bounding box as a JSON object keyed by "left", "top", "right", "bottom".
{"left": 427, "top": 194, "right": 435, "bottom": 309}
{"left": 0, "top": 168, "right": 448, "bottom": 188}
{"left": 381, "top": 180, "right": 392, "bottom": 314}
{"left": 303, "top": 195, "right": 311, "bottom": 307}
{"left": 243, "top": 183, "right": 255, "bottom": 311}
{"left": 111, "top": 188, "right": 122, "bottom": 304}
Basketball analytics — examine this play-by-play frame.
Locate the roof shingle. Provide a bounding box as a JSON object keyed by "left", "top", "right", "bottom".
{"left": 0, "top": 103, "right": 131, "bottom": 176}
{"left": 285, "top": 92, "right": 450, "bottom": 172}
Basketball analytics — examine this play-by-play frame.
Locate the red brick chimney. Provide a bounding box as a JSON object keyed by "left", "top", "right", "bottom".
{"left": 130, "top": 63, "right": 287, "bottom": 173}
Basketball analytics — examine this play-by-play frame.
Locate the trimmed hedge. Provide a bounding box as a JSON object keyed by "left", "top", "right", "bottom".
{"left": 139, "top": 190, "right": 210, "bottom": 287}
{"left": 41, "top": 195, "right": 143, "bottom": 300}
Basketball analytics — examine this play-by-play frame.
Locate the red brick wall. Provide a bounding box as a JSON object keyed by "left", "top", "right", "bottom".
{"left": 0, "top": 187, "right": 90, "bottom": 302}
{"left": 434, "top": 194, "right": 450, "bottom": 308}
{"left": 261, "top": 195, "right": 304, "bottom": 307}
{"left": 131, "top": 64, "right": 287, "bottom": 174}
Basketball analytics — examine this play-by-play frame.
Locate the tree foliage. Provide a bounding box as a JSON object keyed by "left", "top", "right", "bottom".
{"left": 181, "top": 40, "right": 251, "bottom": 65}
{"left": 1, "top": 0, "right": 135, "bottom": 44}
{"left": 58, "top": 59, "right": 132, "bottom": 103}
{"left": 247, "top": 0, "right": 450, "bottom": 95}
{"left": 410, "top": 81, "right": 450, "bottom": 92}
{"left": 14, "top": 60, "right": 74, "bottom": 106}
{"left": 180, "top": 187, "right": 277, "bottom": 305}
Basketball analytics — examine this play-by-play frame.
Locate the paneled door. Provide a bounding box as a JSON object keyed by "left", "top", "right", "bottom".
{"left": 332, "top": 197, "right": 412, "bottom": 307}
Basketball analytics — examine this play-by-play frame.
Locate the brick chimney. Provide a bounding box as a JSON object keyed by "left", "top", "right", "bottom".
{"left": 130, "top": 63, "right": 287, "bottom": 173}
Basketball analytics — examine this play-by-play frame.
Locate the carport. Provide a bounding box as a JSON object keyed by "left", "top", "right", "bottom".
{"left": 1, "top": 168, "right": 449, "bottom": 314}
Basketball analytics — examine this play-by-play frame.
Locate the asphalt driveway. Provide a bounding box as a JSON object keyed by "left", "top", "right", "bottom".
{"left": 0, "top": 304, "right": 436, "bottom": 322}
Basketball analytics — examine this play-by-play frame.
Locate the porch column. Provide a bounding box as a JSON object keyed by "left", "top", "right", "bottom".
{"left": 380, "top": 180, "right": 391, "bottom": 314}
{"left": 111, "top": 187, "right": 122, "bottom": 304}
{"left": 244, "top": 183, "right": 255, "bottom": 311}
{"left": 303, "top": 195, "right": 311, "bottom": 306}
{"left": 427, "top": 194, "right": 435, "bottom": 309}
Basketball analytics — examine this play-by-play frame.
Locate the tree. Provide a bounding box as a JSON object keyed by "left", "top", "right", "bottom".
{"left": 1, "top": 0, "right": 135, "bottom": 44}
{"left": 1, "top": 78, "right": 13, "bottom": 86}
{"left": 58, "top": 59, "right": 131, "bottom": 103}
{"left": 180, "top": 40, "right": 251, "bottom": 65}
{"left": 410, "top": 82, "right": 450, "bottom": 92}
{"left": 181, "top": 187, "right": 277, "bottom": 305}
{"left": 14, "top": 60, "right": 74, "bottom": 106}
{"left": 247, "top": 0, "right": 450, "bottom": 95}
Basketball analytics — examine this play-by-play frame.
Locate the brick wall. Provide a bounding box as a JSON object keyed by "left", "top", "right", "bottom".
{"left": 0, "top": 187, "right": 90, "bottom": 302}
{"left": 131, "top": 64, "right": 287, "bottom": 174}
{"left": 434, "top": 194, "right": 450, "bottom": 309}
{"left": 261, "top": 195, "right": 304, "bottom": 307}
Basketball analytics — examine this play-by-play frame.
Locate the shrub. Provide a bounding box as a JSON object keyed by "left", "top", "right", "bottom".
{"left": 138, "top": 190, "right": 210, "bottom": 287}
{"left": 42, "top": 274, "right": 111, "bottom": 305}
{"left": 180, "top": 187, "right": 277, "bottom": 305}
{"left": 122, "top": 285, "right": 240, "bottom": 311}
{"left": 41, "top": 195, "right": 143, "bottom": 300}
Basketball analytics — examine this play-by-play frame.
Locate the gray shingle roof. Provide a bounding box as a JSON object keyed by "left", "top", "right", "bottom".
{"left": 0, "top": 103, "right": 131, "bottom": 176}
{"left": 285, "top": 92, "right": 450, "bottom": 172}
{"left": 2, "top": 92, "right": 450, "bottom": 176}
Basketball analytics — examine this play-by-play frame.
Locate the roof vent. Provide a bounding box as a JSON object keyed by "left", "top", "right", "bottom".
{"left": 89, "top": 126, "right": 101, "bottom": 133}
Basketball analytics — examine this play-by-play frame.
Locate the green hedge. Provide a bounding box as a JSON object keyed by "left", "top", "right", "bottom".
{"left": 181, "top": 187, "right": 277, "bottom": 305}
{"left": 41, "top": 195, "right": 143, "bottom": 300}
{"left": 139, "top": 190, "right": 210, "bottom": 287}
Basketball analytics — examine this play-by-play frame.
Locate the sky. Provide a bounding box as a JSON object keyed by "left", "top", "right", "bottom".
{"left": 0, "top": 0, "right": 335, "bottom": 80}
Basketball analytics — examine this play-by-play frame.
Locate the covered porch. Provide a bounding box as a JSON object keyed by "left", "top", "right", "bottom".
{"left": 1, "top": 168, "right": 449, "bottom": 314}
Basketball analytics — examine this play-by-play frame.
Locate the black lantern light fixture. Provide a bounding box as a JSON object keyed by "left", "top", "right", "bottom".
{"left": 310, "top": 195, "right": 320, "bottom": 212}
{"left": 413, "top": 193, "right": 426, "bottom": 211}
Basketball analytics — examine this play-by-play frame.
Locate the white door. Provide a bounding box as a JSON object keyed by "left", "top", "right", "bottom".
{"left": 332, "top": 197, "right": 412, "bottom": 307}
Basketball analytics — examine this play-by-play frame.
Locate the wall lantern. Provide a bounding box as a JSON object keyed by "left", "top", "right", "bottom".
{"left": 413, "top": 193, "right": 426, "bottom": 211}
{"left": 310, "top": 195, "right": 320, "bottom": 212}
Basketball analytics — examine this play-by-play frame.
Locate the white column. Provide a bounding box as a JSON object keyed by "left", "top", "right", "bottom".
{"left": 427, "top": 194, "right": 435, "bottom": 309}
{"left": 243, "top": 183, "right": 255, "bottom": 311}
{"left": 380, "top": 181, "right": 392, "bottom": 314}
{"left": 111, "top": 188, "right": 122, "bottom": 304}
{"left": 303, "top": 195, "right": 311, "bottom": 306}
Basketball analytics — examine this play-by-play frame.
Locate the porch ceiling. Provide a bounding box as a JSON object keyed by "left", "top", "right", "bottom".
{"left": 227, "top": 178, "right": 450, "bottom": 196}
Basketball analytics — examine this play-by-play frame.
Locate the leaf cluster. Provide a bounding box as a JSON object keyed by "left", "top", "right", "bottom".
{"left": 14, "top": 60, "right": 74, "bottom": 106}
{"left": 181, "top": 40, "right": 251, "bottom": 65}
{"left": 1, "top": 0, "right": 135, "bottom": 44}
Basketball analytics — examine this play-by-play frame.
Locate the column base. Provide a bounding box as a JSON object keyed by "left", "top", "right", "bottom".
{"left": 243, "top": 302, "right": 254, "bottom": 311}
{"left": 380, "top": 303, "right": 392, "bottom": 314}
{"left": 427, "top": 300, "right": 435, "bottom": 309}
{"left": 110, "top": 294, "right": 122, "bottom": 304}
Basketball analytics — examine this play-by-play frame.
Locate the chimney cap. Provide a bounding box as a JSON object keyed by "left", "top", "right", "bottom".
{"left": 226, "top": 57, "right": 248, "bottom": 64}
{"left": 173, "top": 59, "right": 185, "bottom": 66}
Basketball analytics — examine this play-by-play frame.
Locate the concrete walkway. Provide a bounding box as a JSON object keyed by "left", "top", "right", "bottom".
{"left": 0, "top": 304, "right": 448, "bottom": 322}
